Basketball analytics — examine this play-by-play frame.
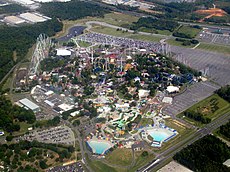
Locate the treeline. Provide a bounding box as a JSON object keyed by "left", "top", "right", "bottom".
{"left": 0, "top": 4, "right": 27, "bottom": 14}
{"left": 39, "top": 0, "right": 109, "bottom": 20}
{"left": 0, "top": 140, "right": 74, "bottom": 171}
{"left": 175, "top": 38, "right": 199, "bottom": 46}
{"left": 0, "top": 96, "right": 36, "bottom": 133}
{"left": 0, "top": 19, "right": 62, "bottom": 85}
{"left": 218, "top": 121, "right": 230, "bottom": 140}
{"left": 130, "top": 17, "right": 179, "bottom": 32}
{"left": 216, "top": 85, "right": 230, "bottom": 103}
{"left": 173, "top": 135, "right": 230, "bottom": 172}
{"left": 183, "top": 111, "right": 211, "bottom": 124}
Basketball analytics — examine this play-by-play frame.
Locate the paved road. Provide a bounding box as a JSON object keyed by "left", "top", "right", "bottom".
{"left": 138, "top": 111, "right": 230, "bottom": 172}
{"left": 57, "top": 26, "right": 86, "bottom": 42}
{"left": 85, "top": 21, "right": 166, "bottom": 38}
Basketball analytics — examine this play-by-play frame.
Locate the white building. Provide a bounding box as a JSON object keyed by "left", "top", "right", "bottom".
{"left": 19, "top": 98, "right": 40, "bottom": 112}
{"left": 166, "top": 86, "right": 179, "bottom": 93}
{"left": 138, "top": 89, "right": 150, "bottom": 98}
{"left": 12, "top": 0, "right": 35, "bottom": 5}
{"left": 19, "top": 12, "right": 47, "bottom": 23}
{"left": 56, "top": 49, "right": 72, "bottom": 56}
{"left": 4, "top": 16, "right": 26, "bottom": 25}
{"left": 58, "top": 103, "right": 74, "bottom": 113}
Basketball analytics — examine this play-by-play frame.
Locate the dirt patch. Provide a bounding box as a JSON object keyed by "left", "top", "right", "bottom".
{"left": 195, "top": 8, "right": 227, "bottom": 22}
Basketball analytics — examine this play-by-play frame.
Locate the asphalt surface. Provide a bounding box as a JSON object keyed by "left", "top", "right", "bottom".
{"left": 138, "top": 111, "right": 230, "bottom": 172}
{"left": 57, "top": 26, "right": 86, "bottom": 42}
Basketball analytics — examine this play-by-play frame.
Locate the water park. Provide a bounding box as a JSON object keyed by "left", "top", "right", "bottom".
{"left": 141, "top": 125, "right": 178, "bottom": 147}
{"left": 87, "top": 139, "right": 114, "bottom": 155}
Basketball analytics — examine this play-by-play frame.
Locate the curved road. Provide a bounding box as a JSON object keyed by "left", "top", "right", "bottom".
{"left": 85, "top": 21, "right": 168, "bottom": 39}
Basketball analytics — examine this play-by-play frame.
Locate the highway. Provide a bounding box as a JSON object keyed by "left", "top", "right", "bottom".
{"left": 138, "top": 111, "right": 230, "bottom": 172}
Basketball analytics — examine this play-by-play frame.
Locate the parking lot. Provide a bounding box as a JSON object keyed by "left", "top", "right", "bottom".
{"left": 163, "top": 81, "right": 220, "bottom": 116}
{"left": 77, "top": 32, "right": 163, "bottom": 53}
{"left": 171, "top": 46, "right": 230, "bottom": 86}
{"left": 198, "top": 31, "right": 230, "bottom": 45}
{"left": 15, "top": 126, "right": 75, "bottom": 145}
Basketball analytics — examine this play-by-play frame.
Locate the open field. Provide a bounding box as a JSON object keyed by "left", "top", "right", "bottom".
{"left": 85, "top": 154, "right": 117, "bottom": 172}
{"left": 175, "top": 25, "right": 201, "bottom": 38}
{"left": 167, "top": 38, "right": 195, "bottom": 48}
{"left": 90, "top": 25, "right": 132, "bottom": 37}
{"left": 178, "top": 94, "right": 230, "bottom": 126}
{"left": 106, "top": 148, "right": 133, "bottom": 166}
{"left": 197, "top": 42, "right": 230, "bottom": 55}
{"left": 129, "top": 151, "right": 155, "bottom": 172}
{"left": 139, "top": 118, "right": 154, "bottom": 126}
{"left": 54, "top": 12, "right": 138, "bottom": 38}
{"left": 91, "top": 25, "right": 163, "bottom": 42}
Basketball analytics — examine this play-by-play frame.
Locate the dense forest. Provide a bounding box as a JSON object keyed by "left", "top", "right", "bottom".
{"left": 0, "top": 4, "right": 27, "bottom": 15}
{"left": 130, "top": 17, "right": 179, "bottom": 32}
{"left": 173, "top": 135, "right": 230, "bottom": 172}
{"left": 216, "top": 85, "right": 230, "bottom": 103}
{"left": 0, "top": 19, "right": 62, "bottom": 86}
{"left": 0, "top": 140, "right": 74, "bottom": 171}
{"left": 218, "top": 121, "right": 230, "bottom": 141}
{"left": 39, "top": 0, "right": 109, "bottom": 20}
{"left": 0, "top": 96, "right": 36, "bottom": 132}
{"left": 183, "top": 111, "right": 211, "bottom": 124}
{"left": 144, "top": 0, "right": 230, "bottom": 23}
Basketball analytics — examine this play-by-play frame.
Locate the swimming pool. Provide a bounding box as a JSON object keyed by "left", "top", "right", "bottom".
{"left": 148, "top": 128, "right": 175, "bottom": 142}
{"left": 87, "top": 140, "right": 112, "bottom": 155}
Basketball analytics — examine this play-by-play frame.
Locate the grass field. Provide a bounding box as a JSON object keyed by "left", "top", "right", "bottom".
{"left": 55, "top": 12, "right": 138, "bottom": 38}
{"left": 175, "top": 25, "right": 201, "bottom": 38}
{"left": 197, "top": 43, "right": 230, "bottom": 55}
{"left": 106, "top": 148, "right": 133, "bottom": 166}
{"left": 91, "top": 25, "right": 132, "bottom": 37}
{"left": 139, "top": 118, "right": 154, "bottom": 126}
{"left": 167, "top": 38, "right": 195, "bottom": 48}
{"left": 178, "top": 94, "right": 230, "bottom": 126}
{"left": 91, "top": 25, "right": 164, "bottom": 42}
{"left": 129, "top": 151, "right": 155, "bottom": 172}
{"left": 85, "top": 154, "right": 117, "bottom": 172}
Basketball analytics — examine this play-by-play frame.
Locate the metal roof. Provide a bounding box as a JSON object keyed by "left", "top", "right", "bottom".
{"left": 19, "top": 98, "right": 39, "bottom": 110}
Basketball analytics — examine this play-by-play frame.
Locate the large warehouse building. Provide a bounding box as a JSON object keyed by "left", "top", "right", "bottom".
{"left": 4, "top": 16, "right": 26, "bottom": 25}
{"left": 12, "top": 0, "right": 35, "bottom": 5}
{"left": 19, "top": 98, "right": 40, "bottom": 113}
{"left": 19, "top": 12, "right": 48, "bottom": 23}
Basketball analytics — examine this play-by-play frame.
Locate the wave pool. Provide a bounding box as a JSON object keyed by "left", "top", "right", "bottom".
{"left": 148, "top": 128, "right": 176, "bottom": 142}
{"left": 87, "top": 140, "right": 112, "bottom": 155}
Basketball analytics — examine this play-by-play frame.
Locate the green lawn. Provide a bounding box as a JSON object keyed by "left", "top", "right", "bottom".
{"left": 197, "top": 43, "right": 230, "bottom": 55}
{"left": 91, "top": 25, "right": 132, "bottom": 37}
{"left": 139, "top": 118, "right": 154, "bottom": 126}
{"left": 55, "top": 12, "right": 138, "bottom": 38}
{"left": 175, "top": 25, "right": 201, "bottom": 38}
{"left": 77, "top": 40, "right": 91, "bottom": 47}
{"left": 178, "top": 94, "right": 230, "bottom": 126}
{"left": 91, "top": 25, "right": 163, "bottom": 43}
{"left": 13, "top": 122, "right": 33, "bottom": 136}
{"left": 129, "top": 151, "right": 155, "bottom": 172}
{"left": 102, "top": 12, "right": 139, "bottom": 27}
{"left": 85, "top": 154, "right": 117, "bottom": 172}
{"left": 167, "top": 38, "right": 195, "bottom": 48}
{"left": 106, "top": 148, "right": 133, "bottom": 166}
